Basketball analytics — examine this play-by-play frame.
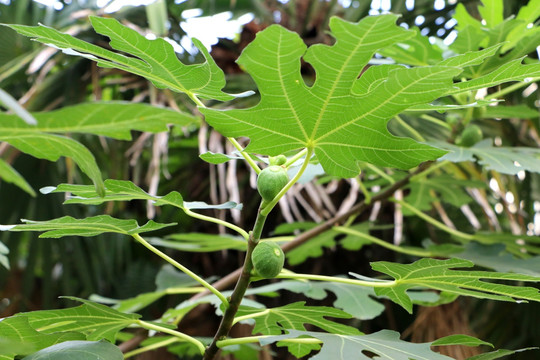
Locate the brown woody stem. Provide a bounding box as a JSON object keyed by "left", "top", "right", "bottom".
{"left": 203, "top": 210, "right": 268, "bottom": 360}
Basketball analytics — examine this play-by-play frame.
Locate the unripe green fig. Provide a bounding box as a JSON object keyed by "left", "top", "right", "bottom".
{"left": 269, "top": 155, "right": 287, "bottom": 166}
{"left": 456, "top": 125, "right": 483, "bottom": 147}
{"left": 257, "top": 165, "right": 289, "bottom": 202}
{"left": 251, "top": 241, "right": 285, "bottom": 279}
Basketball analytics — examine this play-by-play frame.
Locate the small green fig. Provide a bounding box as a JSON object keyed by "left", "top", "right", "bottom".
{"left": 269, "top": 155, "right": 287, "bottom": 166}
{"left": 257, "top": 165, "right": 289, "bottom": 202}
{"left": 251, "top": 241, "right": 285, "bottom": 279}
{"left": 456, "top": 125, "right": 483, "bottom": 147}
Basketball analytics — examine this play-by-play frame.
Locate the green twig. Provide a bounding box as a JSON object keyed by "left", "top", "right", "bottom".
{"left": 392, "top": 199, "right": 475, "bottom": 241}
{"left": 409, "top": 160, "right": 450, "bottom": 182}
{"left": 124, "top": 337, "right": 181, "bottom": 358}
{"left": 132, "top": 233, "right": 229, "bottom": 307}
{"left": 487, "top": 77, "right": 540, "bottom": 99}
{"left": 364, "top": 163, "right": 395, "bottom": 184}
{"left": 284, "top": 148, "right": 308, "bottom": 168}
{"left": 333, "top": 226, "right": 433, "bottom": 257}
{"left": 136, "top": 319, "right": 206, "bottom": 355}
{"left": 216, "top": 335, "right": 322, "bottom": 348}
{"left": 228, "top": 137, "right": 262, "bottom": 174}
{"left": 189, "top": 92, "right": 262, "bottom": 174}
{"left": 393, "top": 197, "right": 527, "bottom": 257}
{"left": 357, "top": 174, "right": 372, "bottom": 205}
{"left": 394, "top": 114, "right": 425, "bottom": 142}
{"left": 183, "top": 208, "right": 249, "bottom": 240}
{"left": 274, "top": 272, "right": 396, "bottom": 287}
{"left": 261, "top": 235, "right": 295, "bottom": 243}
{"left": 188, "top": 92, "right": 206, "bottom": 108}
{"left": 165, "top": 286, "right": 206, "bottom": 295}
{"left": 233, "top": 308, "right": 271, "bottom": 325}
{"left": 420, "top": 114, "right": 453, "bottom": 130}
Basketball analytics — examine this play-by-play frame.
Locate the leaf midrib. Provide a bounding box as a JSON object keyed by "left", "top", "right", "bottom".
{"left": 308, "top": 19, "right": 375, "bottom": 140}
{"left": 315, "top": 67, "right": 453, "bottom": 142}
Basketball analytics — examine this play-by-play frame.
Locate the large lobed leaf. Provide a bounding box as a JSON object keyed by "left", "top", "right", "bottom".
{"left": 21, "top": 341, "right": 123, "bottom": 360}
{"left": 237, "top": 302, "right": 360, "bottom": 336}
{"left": 45, "top": 180, "right": 185, "bottom": 208}
{"left": 0, "top": 298, "right": 138, "bottom": 359}
{"left": 0, "top": 102, "right": 196, "bottom": 196}
{"left": 237, "top": 302, "right": 360, "bottom": 357}
{"left": 262, "top": 329, "right": 535, "bottom": 360}
{"left": 3, "top": 17, "right": 235, "bottom": 101}
{"left": 262, "top": 330, "right": 511, "bottom": 359}
{"left": 467, "top": 348, "right": 539, "bottom": 360}
{"left": 201, "top": 15, "right": 457, "bottom": 178}
{"left": 455, "top": 242, "right": 540, "bottom": 276}
{"left": 0, "top": 132, "right": 104, "bottom": 195}
{"left": 42, "top": 179, "right": 242, "bottom": 211}
{"left": 261, "top": 329, "right": 457, "bottom": 360}
{"left": 0, "top": 215, "right": 175, "bottom": 238}
{"left": 8, "top": 297, "right": 140, "bottom": 342}
{"left": 370, "top": 258, "right": 540, "bottom": 313}
{"left": 0, "top": 317, "right": 84, "bottom": 360}
{"left": 0, "top": 102, "right": 197, "bottom": 140}
{"left": 430, "top": 139, "right": 540, "bottom": 175}
{"left": 0, "top": 158, "right": 35, "bottom": 196}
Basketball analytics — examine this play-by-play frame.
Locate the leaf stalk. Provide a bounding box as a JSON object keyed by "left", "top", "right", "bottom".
{"left": 124, "top": 337, "right": 181, "bottom": 358}
{"left": 136, "top": 319, "right": 206, "bottom": 355}
{"left": 216, "top": 335, "right": 322, "bottom": 347}
{"left": 333, "top": 226, "right": 433, "bottom": 258}
{"left": 183, "top": 208, "right": 249, "bottom": 240}
{"left": 274, "top": 273, "right": 396, "bottom": 288}
{"left": 232, "top": 308, "right": 271, "bottom": 325}
{"left": 131, "top": 233, "right": 229, "bottom": 307}
{"left": 392, "top": 199, "right": 475, "bottom": 241}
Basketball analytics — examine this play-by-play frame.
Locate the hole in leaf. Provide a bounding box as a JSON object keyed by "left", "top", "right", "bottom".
{"left": 361, "top": 350, "right": 378, "bottom": 358}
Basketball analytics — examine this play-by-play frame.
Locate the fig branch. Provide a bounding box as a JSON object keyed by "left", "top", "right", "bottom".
{"left": 190, "top": 161, "right": 434, "bottom": 301}
{"left": 203, "top": 210, "right": 267, "bottom": 360}
{"left": 204, "top": 150, "right": 312, "bottom": 359}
